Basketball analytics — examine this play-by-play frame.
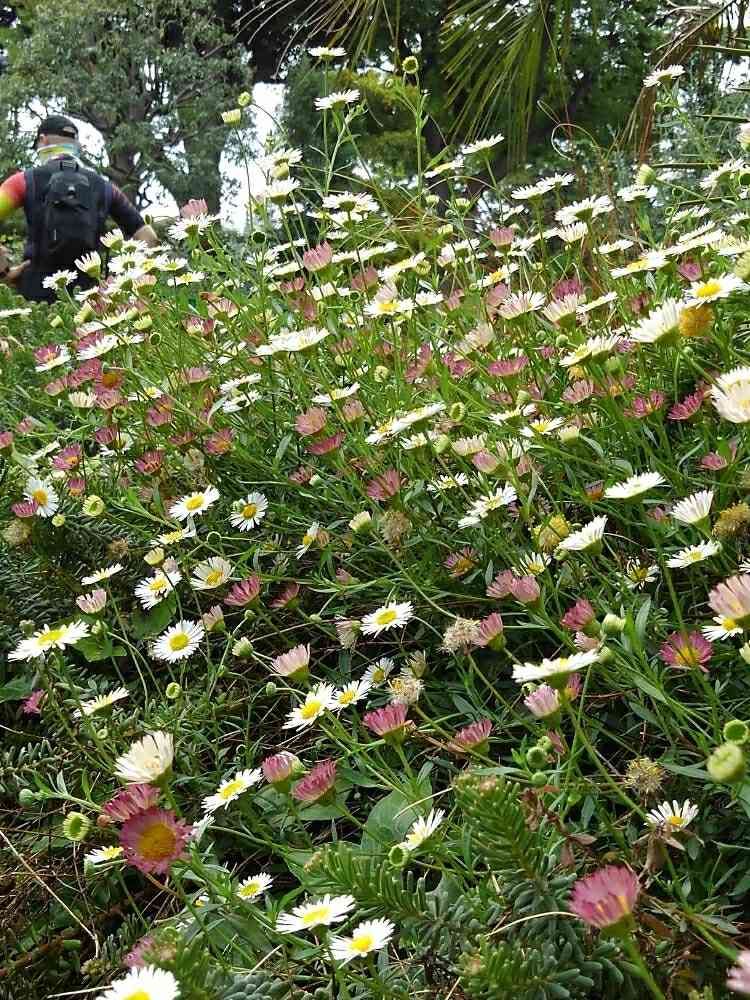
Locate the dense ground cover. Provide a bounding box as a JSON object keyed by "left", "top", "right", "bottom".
{"left": 4, "top": 63, "right": 750, "bottom": 999}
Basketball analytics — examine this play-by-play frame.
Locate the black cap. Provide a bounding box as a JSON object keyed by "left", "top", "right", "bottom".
{"left": 36, "top": 114, "right": 78, "bottom": 141}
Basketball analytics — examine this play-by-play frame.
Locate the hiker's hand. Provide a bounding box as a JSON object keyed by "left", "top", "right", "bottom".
{"left": 5, "top": 260, "right": 30, "bottom": 287}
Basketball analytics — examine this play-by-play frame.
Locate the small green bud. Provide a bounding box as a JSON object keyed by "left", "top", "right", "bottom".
{"left": 233, "top": 637, "right": 253, "bottom": 658}
{"left": 221, "top": 108, "right": 242, "bottom": 125}
{"left": 82, "top": 495, "right": 105, "bottom": 517}
{"left": 449, "top": 402, "right": 466, "bottom": 422}
{"left": 635, "top": 163, "right": 655, "bottom": 186}
{"left": 50, "top": 314, "right": 64, "bottom": 329}
{"left": 538, "top": 735, "right": 554, "bottom": 753}
{"left": 437, "top": 223, "right": 453, "bottom": 237}
{"left": 51, "top": 513, "right": 66, "bottom": 527}
{"left": 62, "top": 811, "right": 91, "bottom": 842}
{"left": 149, "top": 331, "right": 162, "bottom": 346}
{"left": 425, "top": 193, "right": 440, "bottom": 206}
{"left": 740, "top": 642, "right": 750, "bottom": 665}
{"left": 526, "top": 746, "right": 548, "bottom": 769}
{"left": 402, "top": 55, "right": 419, "bottom": 74}
{"left": 433, "top": 433, "right": 451, "bottom": 455}
{"left": 308, "top": 613, "right": 323, "bottom": 623}
{"left": 605, "top": 356, "right": 623, "bottom": 375}
{"left": 243, "top": 609, "right": 256, "bottom": 622}
{"left": 530, "top": 771, "right": 548, "bottom": 788}
{"left": 165, "top": 682, "right": 181, "bottom": 700}
{"left": 96, "top": 727, "right": 108, "bottom": 740}
{"left": 597, "top": 645, "right": 615, "bottom": 664}
{"left": 515, "top": 389, "right": 531, "bottom": 406}
{"left": 18, "top": 787, "right": 38, "bottom": 807}
{"left": 601, "top": 613, "right": 626, "bottom": 636}
{"left": 237, "top": 91, "right": 252, "bottom": 108}
{"left": 555, "top": 333, "right": 569, "bottom": 348}
{"left": 388, "top": 844, "right": 409, "bottom": 867}
{"left": 20, "top": 619, "right": 35, "bottom": 636}
{"left": 724, "top": 719, "right": 750, "bottom": 745}
{"left": 707, "top": 742, "right": 746, "bottom": 784}
{"left": 265, "top": 680, "right": 278, "bottom": 697}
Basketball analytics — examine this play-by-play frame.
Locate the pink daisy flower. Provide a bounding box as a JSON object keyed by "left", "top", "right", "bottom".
{"left": 22, "top": 689, "right": 45, "bottom": 715}
{"left": 449, "top": 719, "right": 492, "bottom": 753}
{"left": 561, "top": 599, "right": 595, "bottom": 632}
{"left": 366, "top": 469, "right": 403, "bottom": 501}
{"left": 295, "top": 406, "right": 327, "bottom": 437}
{"left": 363, "top": 703, "right": 410, "bottom": 743}
{"left": 292, "top": 759, "right": 337, "bottom": 805}
{"left": 668, "top": 389, "right": 704, "bottom": 421}
{"left": 303, "top": 241, "right": 332, "bottom": 272}
{"left": 659, "top": 631, "right": 713, "bottom": 672}
{"left": 307, "top": 431, "right": 345, "bottom": 455}
{"left": 224, "top": 576, "right": 262, "bottom": 608}
{"left": 262, "top": 751, "right": 302, "bottom": 788}
{"left": 103, "top": 783, "right": 161, "bottom": 823}
{"left": 269, "top": 582, "right": 301, "bottom": 608}
{"left": 120, "top": 807, "right": 192, "bottom": 874}
{"left": 473, "top": 613, "right": 504, "bottom": 648}
{"left": 270, "top": 643, "right": 310, "bottom": 680}
{"left": 569, "top": 864, "right": 640, "bottom": 931}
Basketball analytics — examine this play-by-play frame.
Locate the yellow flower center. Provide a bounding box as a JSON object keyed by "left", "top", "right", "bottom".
{"left": 675, "top": 645, "right": 698, "bottom": 667}
{"left": 378, "top": 300, "right": 398, "bottom": 314}
{"left": 185, "top": 495, "right": 205, "bottom": 511}
{"left": 694, "top": 280, "right": 721, "bottom": 299}
{"left": 136, "top": 819, "right": 177, "bottom": 862}
{"left": 163, "top": 530, "right": 182, "bottom": 543}
{"left": 301, "top": 905, "right": 331, "bottom": 926}
{"left": 339, "top": 691, "right": 355, "bottom": 705}
{"left": 300, "top": 699, "right": 322, "bottom": 720}
{"left": 219, "top": 778, "right": 245, "bottom": 800}
{"left": 371, "top": 669, "right": 385, "bottom": 683}
{"left": 123, "top": 991, "right": 150, "bottom": 1000}
{"left": 169, "top": 632, "right": 190, "bottom": 651}
{"left": 239, "top": 881, "right": 261, "bottom": 898}
{"left": 686, "top": 549, "right": 704, "bottom": 562}
{"left": 722, "top": 617, "right": 737, "bottom": 631}
{"left": 350, "top": 932, "right": 375, "bottom": 954}
{"left": 38, "top": 627, "right": 66, "bottom": 647}
{"left": 205, "top": 569, "right": 224, "bottom": 586}
{"left": 242, "top": 503, "right": 258, "bottom": 519}
{"left": 32, "top": 488, "right": 49, "bottom": 505}
{"left": 376, "top": 609, "right": 398, "bottom": 626}
{"left": 668, "top": 814, "right": 685, "bottom": 827}
{"left": 149, "top": 576, "right": 167, "bottom": 592}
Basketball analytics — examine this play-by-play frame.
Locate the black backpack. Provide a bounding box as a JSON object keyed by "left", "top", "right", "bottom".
{"left": 25, "top": 158, "right": 110, "bottom": 271}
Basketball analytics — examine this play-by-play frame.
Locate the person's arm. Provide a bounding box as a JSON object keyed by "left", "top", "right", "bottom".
{"left": 108, "top": 184, "right": 158, "bottom": 246}
{"left": 0, "top": 172, "right": 29, "bottom": 285}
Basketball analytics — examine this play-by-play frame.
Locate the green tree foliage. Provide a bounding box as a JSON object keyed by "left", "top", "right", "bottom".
{"left": 0, "top": 0, "right": 250, "bottom": 209}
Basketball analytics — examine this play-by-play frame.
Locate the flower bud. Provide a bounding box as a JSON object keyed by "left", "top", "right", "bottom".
{"left": 601, "top": 613, "right": 626, "bottom": 636}
{"left": 388, "top": 844, "right": 409, "bottom": 867}
{"left": 18, "top": 787, "right": 38, "bottom": 807}
{"left": 51, "top": 514, "right": 66, "bottom": 527}
{"left": 438, "top": 223, "right": 453, "bottom": 237}
{"left": 221, "top": 108, "right": 242, "bottom": 125}
{"left": 62, "top": 811, "right": 91, "bottom": 842}
{"left": 597, "top": 645, "right": 615, "bottom": 664}
{"left": 402, "top": 55, "right": 419, "bottom": 74}
{"left": 740, "top": 642, "right": 750, "bottom": 665}
{"left": 425, "top": 194, "right": 440, "bottom": 206}
{"left": 526, "top": 745, "right": 548, "bottom": 769}
{"left": 707, "top": 742, "right": 746, "bottom": 784}
{"left": 374, "top": 365, "right": 389, "bottom": 383}
{"left": 433, "top": 433, "right": 451, "bottom": 454}
{"left": 635, "top": 163, "right": 655, "bottom": 185}
{"left": 724, "top": 719, "right": 750, "bottom": 745}
{"left": 515, "top": 389, "right": 531, "bottom": 406}
{"left": 237, "top": 91, "right": 252, "bottom": 108}
{"left": 50, "top": 314, "right": 64, "bottom": 329}
{"left": 265, "top": 681, "right": 278, "bottom": 697}
{"left": 449, "top": 402, "right": 466, "bottom": 422}
{"left": 530, "top": 771, "right": 548, "bottom": 787}
{"left": 165, "top": 682, "right": 181, "bottom": 700}
{"left": 96, "top": 727, "right": 108, "bottom": 740}
{"left": 558, "top": 425, "right": 579, "bottom": 444}
{"left": 233, "top": 637, "right": 253, "bottom": 658}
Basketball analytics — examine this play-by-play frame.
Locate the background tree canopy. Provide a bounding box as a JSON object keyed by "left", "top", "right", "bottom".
{"left": 0, "top": 0, "right": 746, "bottom": 219}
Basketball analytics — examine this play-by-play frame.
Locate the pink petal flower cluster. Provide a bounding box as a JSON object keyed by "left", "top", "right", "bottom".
{"left": 569, "top": 864, "right": 640, "bottom": 930}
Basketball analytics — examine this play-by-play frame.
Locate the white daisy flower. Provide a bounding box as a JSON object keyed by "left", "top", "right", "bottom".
{"left": 169, "top": 485, "right": 220, "bottom": 521}
{"left": 427, "top": 473, "right": 470, "bottom": 493}
{"left": 81, "top": 563, "right": 124, "bottom": 585}
{"left": 314, "top": 89, "right": 360, "bottom": 111}
{"left": 257, "top": 327, "right": 330, "bottom": 356}
{"left": 671, "top": 490, "right": 713, "bottom": 525}
{"left": 332, "top": 679, "right": 371, "bottom": 710}
{"left": 556, "top": 516, "right": 608, "bottom": 552}
{"left": 308, "top": 45, "right": 347, "bottom": 59}
{"left": 9, "top": 620, "right": 90, "bottom": 661}
{"left": 191, "top": 556, "right": 233, "bottom": 591}
{"left": 623, "top": 560, "right": 659, "bottom": 590}
{"left": 152, "top": 620, "right": 205, "bottom": 662}
{"left": 114, "top": 731, "right": 174, "bottom": 784}
{"left": 666, "top": 541, "right": 721, "bottom": 568}
{"left": 296, "top": 521, "right": 321, "bottom": 558}
{"left": 458, "top": 484, "right": 518, "bottom": 528}
{"left": 630, "top": 298, "right": 682, "bottom": 344}
{"left": 156, "top": 525, "right": 197, "bottom": 546}
{"left": 646, "top": 799, "right": 699, "bottom": 831}
{"left": 23, "top": 477, "right": 59, "bottom": 518}
{"left": 237, "top": 872, "right": 274, "bottom": 900}
{"left": 98, "top": 965, "right": 180, "bottom": 1000}
{"left": 135, "top": 565, "right": 182, "bottom": 609}
{"left": 84, "top": 845, "right": 124, "bottom": 867}
{"left": 702, "top": 616, "right": 743, "bottom": 641}
{"left": 202, "top": 768, "right": 262, "bottom": 814}
{"left": 399, "top": 808, "right": 446, "bottom": 851}
{"left": 685, "top": 274, "right": 746, "bottom": 306}
{"left": 312, "top": 384, "right": 360, "bottom": 405}
{"left": 330, "top": 918, "right": 395, "bottom": 964}
{"left": 362, "top": 657, "right": 395, "bottom": 686}
{"left": 360, "top": 601, "right": 415, "bottom": 636}
{"left": 276, "top": 893, "right": 356, "bottom": 933}
{"left": 512, "top": 649, "right": 600, "bottom": 685}
{"left": 643, "top": 63, "right": 684, "bottom": 88}
{"left": 282, "top": 683, "right": 337, "bottom": 730}
{"left": 603, "top": 471, "right": 666, "bottom": 500}
{"left": 461, "top": 133, "right": 504, "bottom": 155}
{"left": 73, "top": 687, "right": 129, "bottom": 719}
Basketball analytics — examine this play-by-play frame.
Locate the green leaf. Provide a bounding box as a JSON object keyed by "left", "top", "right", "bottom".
{"left": 361, "top": 788, "right": 421, "bottom": 851}
{"left": 632, "top": 673, "right": 667, "bottom": 704}
{"left": 131, "top": 595, "right": 177, "bottom": 639}
{"left": 0, "top": 676, "right": 34, "bottom": 703}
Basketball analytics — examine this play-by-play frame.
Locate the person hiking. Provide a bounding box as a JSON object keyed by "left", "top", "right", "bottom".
{"left": 0, "top": 114, "right": 158, "bottom": 302}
